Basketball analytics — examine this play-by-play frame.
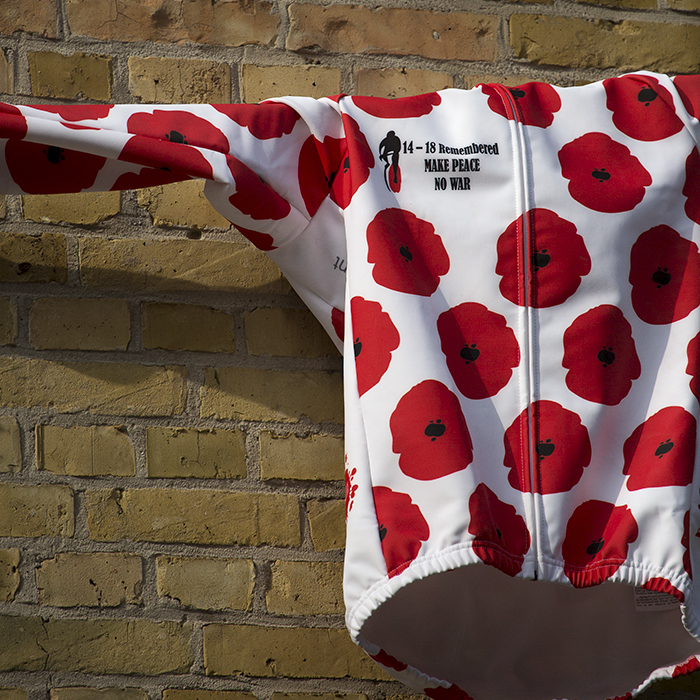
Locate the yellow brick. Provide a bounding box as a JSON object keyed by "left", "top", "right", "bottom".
{"left": 260, "top": 432, "right": 343, "bottom": 481}
{"left": 156, "top": 556, "right": 253, "bottom": 610}
{"left": 146, "top": 427, "right": 245, "bottom": 479}
{"left": 0, "top": 51, "right": 14, "bottom": 94}
{"left": 0, "top": 197, "right": 5, "bottom": 218}
{"left": 142, "top": 302, "right": 235, "bottom": 353}
{"left": 0, "top": 616, "right": 192, "bottom": 673}
{"left": 0, "top": 232, "right": 66, "bottom": 284}
{"left": 129, "top": 56, "right": 230, "bottom": 103}
{"left": 272, "top": 694, "right": 367, "bottom": 700}
{"left": 241, "top": 65, "right": 342, "bottom": 103}
{"left": 51, "top": 690, "right": 148, "bottom": 700}
{"left": 0, "top": 357, "right": 187, "bottom": 416}
{"left": 164, "top": 692, "right": 255, "bottom": 700}
{"left": 136, "top": 181, "right": 231, "bottom": 229}
{"left": 36, "top": 425, "right": 135, "bottom": 477}
{"left": 668, "top": 0, "right": 700, "bottom": 8}
{"left": 0, "top": 297, "right": 16, "bottom": 346}
{"left": 287, "top": 5, "right": 498, "bottom": 62}
{"left": 201, "top": 367, "right": 343, "bottom": 424}
{"left": 0, "top": 416, "right": 20, "bottom": 473}
{"left": 354, "top": 68, "right": 453, "bottom": 98}
{"left": 86, "top": 488, "right": 300, "bottom": 546}
{"left": 463, "top": 75, "right": 533, "bottom": 89}
{"left": 0, "top": 690, "right": 27, "bottom": 700}
{"left": 0, "top": 0, "right": 57, "bottom": 37}
{"left": 22, "top": 191, "right": 120, "bottom": 225}
{"left": 28, "top": 51, "right": 112, "bottom": 101}
{"left": 29, "top": 298, "right": 130, "bottom": 351}
{"left": 267, "top": 561, "right": 343, "bottom": 615}
{"left": 36, "top": 552, "right": 142, "bottom": 607}
{"left": 307, "top": 499, "right": 345, "bottom": 552}
{"left": 203, "top": 625, "right": 388, "bottom": 679}
{"left": 0, "top": 484, "right": 74, "bottom": 537}
{"left": 66, "top": 0, "right": 278, "bottom": 46}
{"left": 510, "top": 16, "right": 700, "bottom": 73}
{"left": 0, "top": 549, "right": 20, "bottom": 602}
{"left": 245, "top": 307, "right": 339, "bottom": 359}
{"left": 79, "top": 238, "right": 288, "bottom": 294}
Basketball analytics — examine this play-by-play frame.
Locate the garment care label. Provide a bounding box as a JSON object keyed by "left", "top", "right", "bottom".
{"left": 634, "top": 586, "right": 680, "bottom": 611}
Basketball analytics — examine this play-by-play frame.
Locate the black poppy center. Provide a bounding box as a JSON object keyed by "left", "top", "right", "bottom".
{"left": 399, "top": 245, "right": 412, "bottom": 262}
{"left": 587, "top": 538, "right": 604, "bottom": 556}
{"left": 353, "top": 337, "right": 362, "bottom": 357}
{"left": 597, "top": 346, "right": 615, "bottom": 366}
{"left": 652, "top": 267, "right": 671, "bottom": 287}
{"left": 425, "top": 419, "right": 446, "bottom": 441}
{"left": 166, "top": 130, "right": 187, "bottom": 144}
{"left": 536, "top": 439, "right": 554, "bottom": 458}
{"left": 655, "top": 439, "right": 674, "bottom": 457}
{"left": 460, "top": 343, "right": 480, "bottom": 364}
{"left": 592, "top": 168, "right": 611, "bottom": 182}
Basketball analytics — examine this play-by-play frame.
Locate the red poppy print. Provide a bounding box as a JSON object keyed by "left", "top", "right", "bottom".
{"left": 424, "top": 685, "right": 475, "bottom": 700}
{"left": 673, "top": 656, "right": 700, "bottom": 678}
{"left": 345, "top": 463, "right": 358, "bottom": 519}
{"left": 642, "top": 577, "right": 684, "bottom": 603}
{"left": 120, "top": 134, "right": 213, "bottom": 180}
{"left": 390, "top": 380, "right": 473, "bottom": 480}
{"left": 32, "top": 104, "right": 114, "bottom": 121}
{"left": 5, "top": 139, "right": 106, "bottom": 193}
{"left": 233, "top": 224, "right": 276, "bottom": 251}
{"left": 504, "top": 400, "right": 591, "bottom": 494}
{"left": 682, "top": 510, "right": 692, "bottom": 579}
{"left": 351, "top": 297, "right": 400, "bottom": 396}
{"left": 338, "top": 114, "right": 374, "bottom": 208}
{"left": 372, "top": 486, "right": 429, "bottom": 577}
{"left": 127, "top": 110, "right": 230, "bottom": 154}
{"left": 622, "top": 406, "right": 696, "bottom": 490}
{"left": 558, "top": 133, "right": 652, "bottom": 213}
{"left": 331, "top": 307, "right": 344, "bottom": 342}
{"left": 604, "top": 75, "right": 683, "bottom": 141}
{"left": 686, "top": 333, "right": 700, "bottom": 403}
{"left": 352, "top": 93, "right": 441, "bottom": 118}
{"left": 111, "top": 166, "right": 189, "bottom": 191}
{"left": 496, "top": 208, "right": 591, "bottom": 308}
{"left": 468, "top": 483, "right": 531, "bottom": 577}
{"left": 483, "top": 82, "right": 561, "bottom": 128}
{"left": 370, "top": 649, "right": 407, "bottom": 672}
{"left": 562, "top": 305, "right": 641, "bottom": 406}
{"left": 0, "top": 104, "right": 27, "bottom": 140}
{"left": 212, "top": 103, "right": 299, "bottom": 139}
{"left": 684, "top": 147, "right": 700, "bottom": 225}
{"left": 674, "top": 75, "right": 700, "bottom": 120}
{"left": 227, "top": 156, "right": 291, "bottom": 221}
{"left": 562, "top": 499, "right": 639, "bottom": 587}
{"left": 437, "top": 303, "right": 519, "bottom": 400}
{"left": 629, "top": 225, "right": 700, "bottom": 324}
{"left": 367, "top": 208, "right": 449, "bottom": 296}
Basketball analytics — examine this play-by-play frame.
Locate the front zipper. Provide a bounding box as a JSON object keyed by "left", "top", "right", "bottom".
{"left": 489, "top": 84, "right": 540, "bottom": 581}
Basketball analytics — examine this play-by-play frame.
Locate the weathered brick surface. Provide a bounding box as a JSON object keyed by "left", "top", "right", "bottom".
{"left": 146, "top": 427, "right": 245, "bottom": 479}
{"left": 0, "top": 0, "right": 57, "bottom": 37}
{"left": 203, "top": 625, "right": 388, "bottom": 679}
{"left": 0, "top": 358, "right": 187, "bottom": 416}
{"left": 0, "top": 416, "right": 21, "bottom": 473}
{"left": 576, "top": 0, "right": 654, "bottom": 8}
{"left": 0, "top": 616, "right": 192, "bottom": 673}
{"left": 0, "top": 297, "right": 17, "bottom": 346}
{"left": 354, "top": 68, "right": 453, "bottom": 98}
{"left": 267, "top": 561, "right": 343, "bottom": 615}
{"left": 28, "top": 51, "right": 112, "bottom": 101}
{"left": 306, "top": 499, "right": 345, "bottom": 552}
{"left": 136, "top": 181, "right": 231, "bottom": 229}
{"left": 272, "top": 695, "right": 366, "bottom": 700}
{"left": 245, "top": 308, "right": 339, "bottom": 358}
{"left": 510, "top": 16, "right": 700, "bottom": 72}
{"left": 66, "top": 0, "right": 278, "bottom": 46}
{"left": 36, "top": 552, "right": 142, "bottom": 607}
{"left": 86, "top": 489, "right": 300, "bottom": 546}
{"left": 0, "top": 232, "right": 66, "bottom": 284}
{"left": 156, "top": 556, "right": 253, "bottom": 610}
{"left": 163, "top": 691, "right": 255, "bottom": 700}
{"left": 287, "top": 5, "right": 498, "bottom": 62}
{"left": 142, "top": 302, "right": 235, "bottom": 353}
{"left": 260, "top": 432, "right": 343, "bottom": 481}
{"left": 0, "top": 51, "right": 14, "bottom": 94}
{"left": 51, "top": 689, "right": 148, "bottom": 700}
{"left": 0, "top": 690, "right": 27, "bottom": 700}
{"left": 29, "top": 298, "right": 131, "bottom": 351}
{"left": 80, "top": 238, "right": 287, "bottom": 294}
{"left": 0, "top": 549, "right": 20, "bottom": 602}
{"left": 0, "top": 484, "right": 74, "bottom": 537}
{"left": 201, "top": 367, "right": 343, "bottom": 424}
{"left": 128, "top": 56, "right": 230, "bottom": 103}
{"left": 37, "top": 424, "right": 135, "bottom": 477}
{"left": 241, "top": 65, "right": 342, "bottom": 103}
{"left": 22, "top": 192, "right": 120, "bottom": 225}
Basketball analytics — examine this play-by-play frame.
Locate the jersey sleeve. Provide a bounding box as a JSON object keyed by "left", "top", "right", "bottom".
{"left": 0, "top": 99, "right": 351, "bottom": 349}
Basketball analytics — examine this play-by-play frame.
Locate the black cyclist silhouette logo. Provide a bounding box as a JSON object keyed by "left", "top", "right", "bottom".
{"left": 379, "top": 130, "right": 402, "bottom": 192}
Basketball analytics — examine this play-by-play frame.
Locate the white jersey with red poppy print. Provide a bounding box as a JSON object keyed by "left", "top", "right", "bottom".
{"left": 1, "top": 71, "right": 700, "bottom": 700}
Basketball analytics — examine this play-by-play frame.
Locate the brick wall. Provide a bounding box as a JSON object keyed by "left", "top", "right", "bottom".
{"left": 0, "top": 2, "right": 699, "bottom": 700}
